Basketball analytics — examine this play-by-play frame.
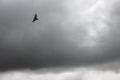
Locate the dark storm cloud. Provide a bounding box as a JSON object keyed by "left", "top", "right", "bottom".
{"left": 0, "top": 0, "right": 120, "bottom": 71}
{"left": 0, "top": 0, "right": 82, "bottom": 70}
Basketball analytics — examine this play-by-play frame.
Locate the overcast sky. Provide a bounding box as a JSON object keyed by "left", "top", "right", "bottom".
{"left": 0, "top": 0, "right": 120, "bottom": 73}
{"left": 1, "top": 0, "right": 120, "bottom": 80}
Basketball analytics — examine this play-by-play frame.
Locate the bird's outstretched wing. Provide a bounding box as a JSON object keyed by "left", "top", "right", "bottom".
{"left": 32, "top": 13, "right": 39, "bottom": 22}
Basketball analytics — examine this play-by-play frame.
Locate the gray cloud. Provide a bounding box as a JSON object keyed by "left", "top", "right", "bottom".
{"left": 0, "top": 0, "right": 120, "bottom": 71}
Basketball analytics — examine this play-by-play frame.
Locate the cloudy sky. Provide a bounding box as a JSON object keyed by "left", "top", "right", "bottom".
{"left": 0, "top": 0, "right": 120, "bottom": 80}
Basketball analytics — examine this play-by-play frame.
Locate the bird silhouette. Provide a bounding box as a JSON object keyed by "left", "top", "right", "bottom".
{"left": 32, "top": 13, "right": 39, "bottom": 22}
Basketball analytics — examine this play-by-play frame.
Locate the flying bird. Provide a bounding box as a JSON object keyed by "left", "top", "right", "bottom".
{"left": 32, "top": 13, "right": 39, "bottom": 22}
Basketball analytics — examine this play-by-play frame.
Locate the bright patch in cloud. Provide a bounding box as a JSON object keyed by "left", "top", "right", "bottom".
{"left": 62, "top": 0, "right": 115, "bottom": 48}
{"left": 0, "top": 68, "right": 120, "bottom": 80}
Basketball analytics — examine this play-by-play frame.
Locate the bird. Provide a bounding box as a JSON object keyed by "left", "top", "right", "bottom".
{"left": 32, "top": 13, "right": 39, "bottom": 22}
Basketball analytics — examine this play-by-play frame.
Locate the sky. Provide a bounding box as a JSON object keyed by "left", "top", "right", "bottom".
{"left": 0, "top": 0, "right": 120, "bottom": 79}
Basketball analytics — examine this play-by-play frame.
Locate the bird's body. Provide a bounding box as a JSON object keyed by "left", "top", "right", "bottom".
{"left": 32, "top": 13, "right": 39, "bottom": 22}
